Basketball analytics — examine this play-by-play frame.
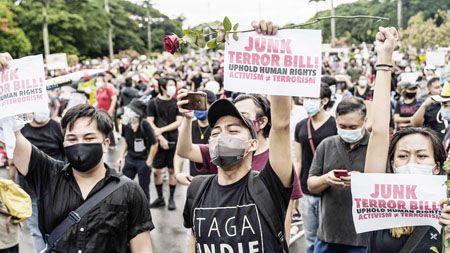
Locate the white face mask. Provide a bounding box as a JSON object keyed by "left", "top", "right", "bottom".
{"left": 395, "top": 163, "right": 435, "bottom": 175}
{"left": 358, "top": 80, "right": 367, "bottom": 88}
{"left": 166, "top": 86, "right": 176, "bottom": 97}
{"left": 303, "top": 99, "right": 321, "bottom": 117}
{"left": 337, "top": 127, "right": 364, "bottom": 143}
{"left": 33, "top": 111, "right": 50, "bottom": 124}
{"left": 121, "top": 108, "right": 139, "bottom": 125}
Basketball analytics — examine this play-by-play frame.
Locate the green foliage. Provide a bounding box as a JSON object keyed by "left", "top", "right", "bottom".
{"left": 0, "top": 3, "right": 31, "bottom": 57}
{"left": 401, "top": 10, "right": 450, "bottom": 49}
{"left": 307, "top": 0, "right": 450, "bottom": 43}
{"left": 0, "top": 0, "right": 182, "bottom": 57}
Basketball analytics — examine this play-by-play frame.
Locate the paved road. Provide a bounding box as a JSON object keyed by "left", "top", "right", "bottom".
{"left": 1, "top": 142, "right": 306, "bottom": 252}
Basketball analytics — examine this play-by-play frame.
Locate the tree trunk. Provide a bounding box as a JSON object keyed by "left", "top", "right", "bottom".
{"left": 105, "top": 0, "right": 114, "bottom": 59}
{"left": 42, "top": 0, "right": 50, "bottom": 58}
{"left": 331, "top": 0, "right": 336, "bottom": 46}
{"left": 397, "top": 0, "right": 402, "bottom": 29}
{"left": 147, "top": 1, "right": 151, "bottom": 52}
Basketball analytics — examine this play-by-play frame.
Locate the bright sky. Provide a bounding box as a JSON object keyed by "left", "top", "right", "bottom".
{"left": 151, "top": 0, "right": 357, "bottom": 28}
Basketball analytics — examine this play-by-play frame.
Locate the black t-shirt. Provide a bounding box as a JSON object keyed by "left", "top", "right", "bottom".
{"left": 146, "top": 96, "right": 180, "bottom": 141}
{"left": 25, "top": 147, "right": 154, "bottom": 252}
{"left": 190, "top": 120, "right": 212, "bottom": 176}
{"left": 121, "top": 120, "right": 157, "bottom": 160}
{"left": 424, "top": 103, "right": 446, "bottom": 140}
{"left": 183, "top": 162, "right": 293, "bottom": 253}
{"left": 349, "top": 87, "right": 374, "bottom": 101}
{"left": 368, "top": 227, "right": 441, "bottom": 253}
{"left": 21, "top": 120, "right": 65, "bottom": 161}
{"left": 294, "top": 116, "right": 337, "bottom": 194}
{"left": 394, "top": 99, "right": 422, "bottom": 118}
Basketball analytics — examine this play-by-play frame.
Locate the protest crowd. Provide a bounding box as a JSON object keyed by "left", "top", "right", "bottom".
{"left": 0, "top": 17, "right": 450, "bottom": 253}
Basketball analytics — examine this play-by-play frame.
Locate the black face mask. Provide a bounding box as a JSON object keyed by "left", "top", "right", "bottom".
{"left": 64, "top": 143, "right": 103, "bottom": 172}
{"left": 404, "top": 92, "right": 417, "bottom": 99}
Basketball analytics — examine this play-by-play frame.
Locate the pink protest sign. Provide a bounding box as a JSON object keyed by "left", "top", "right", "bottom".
{"left": 224, "top": 29, "right": 322, "bottom": 97}
{"left": 351, "top": 173, "right": 446, "bottom": 234}
{"left": 0, "top": 55, "right": 48, "bottom": 119}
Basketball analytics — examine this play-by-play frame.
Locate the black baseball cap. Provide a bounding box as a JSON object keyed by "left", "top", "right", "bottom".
{"left": 208, "top": 99, "right": 257, "bottom": 139}
{"left": 127, "top": 98, "right": 147, "bottom": 117}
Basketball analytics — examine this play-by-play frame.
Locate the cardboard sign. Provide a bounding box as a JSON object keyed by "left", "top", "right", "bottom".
{"left": 224, "top": 30, "right": 322, "bottom": 97}
{"left": 46, "top": 53, "right": 68, "bottom": 70}
{"left": 0, "top": 55, "right": 48, "bottom": 119}
{"left": 426, "top": 51, "right": 446, "bottom": 67}
{"left": 351, "top": 173, "right": 446, "bottom": 234}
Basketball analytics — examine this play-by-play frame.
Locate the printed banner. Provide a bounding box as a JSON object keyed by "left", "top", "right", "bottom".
{"left": 352, "top": 173, "right": 446, "bottom": 234}
{"left": 224, "top": 29, "right": 322, "bottom": 97}
{"left": 0, "top": 55, "right": 48, "bottom": 119}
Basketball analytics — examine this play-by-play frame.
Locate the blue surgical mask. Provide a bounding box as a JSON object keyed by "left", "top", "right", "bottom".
{"left": 441, "top": 108, "right": 450, "bottom": 121}
{"left": 303, "top": 99, "right": 321, "bottom": 117}
{"left": 337, "top": 127, "right": 364, "bottom": 143}
{"left": 194, "top": 110, "right": 207, "bottom": 121}
{"left": 395, "top": 163, "right": 435, "bottom": 175}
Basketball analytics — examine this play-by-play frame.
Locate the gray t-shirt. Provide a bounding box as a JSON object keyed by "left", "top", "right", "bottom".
{"left": 309, "top": 134, "right": 369, "bottom": 247}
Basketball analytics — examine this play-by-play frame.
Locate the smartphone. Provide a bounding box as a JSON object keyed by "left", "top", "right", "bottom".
{"left": 334, "top": 169, "right": 349, "bottom": 179}
{"left": 181, "top": 92, "right": 207, "bottom": 111}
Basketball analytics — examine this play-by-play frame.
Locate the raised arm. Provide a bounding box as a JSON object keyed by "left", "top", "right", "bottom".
{"left": 364, "top": 27, "right": 398, "bottom": 173}
{"left": 269, "top": 95, "right": 293, "bottom": 187}
{"left": 0, "top": 54, "right": 32, "bottom": 176}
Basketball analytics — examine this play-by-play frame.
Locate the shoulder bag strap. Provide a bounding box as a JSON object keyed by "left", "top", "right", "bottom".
{"left": 45, "top": 175, "right": 130, "bottom": 251}
{"left": 307, "top": 118, "right": 316, "bottom": 154}
{"left": 247, "top": 172, "right": 289, "bottom": 253}
{"left": 399, "top": 226, "right": 430, "bottom": 253}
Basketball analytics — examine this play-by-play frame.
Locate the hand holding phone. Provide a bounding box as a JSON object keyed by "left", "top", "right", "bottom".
{"left": 180, "top": 92, "right": 207, "bottom": 111}
{"left": 333, "top": 169, "right": 349, "bottom": 179}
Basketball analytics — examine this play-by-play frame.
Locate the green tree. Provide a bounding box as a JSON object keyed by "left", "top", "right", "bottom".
{"left": 401, "top": 10, "right": 450, "bottom": 49}
{"left": 0, "top": 3, "right": 32, "bottom": 57}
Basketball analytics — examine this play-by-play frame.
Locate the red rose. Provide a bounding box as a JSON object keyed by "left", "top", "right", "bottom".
{"left": 164, "top": 35, "right": 180, "bottom": 55}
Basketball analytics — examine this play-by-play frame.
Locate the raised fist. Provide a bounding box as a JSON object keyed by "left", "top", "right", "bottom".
{"left": 374, "top": 27, "right": 398, "bottom": 65}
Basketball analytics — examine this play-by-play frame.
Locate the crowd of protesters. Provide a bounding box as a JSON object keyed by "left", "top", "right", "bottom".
{"left": 0, "top": 19, "right": 450, "bottom": 253}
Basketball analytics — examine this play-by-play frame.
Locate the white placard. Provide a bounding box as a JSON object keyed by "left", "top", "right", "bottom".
{"left": 352, "top": 173, "right": 446, "bottom": 234}
{"left": 0, "top": 55, "right": 48, "bottom": 119}
{"left": 426, "top": 51, "right": 446, "bottom": 66}
{"left": 224, "top": 30, "right": 322, "bottom": 97}
{"left": 46, "top": 53, "right": 68, "bottom": 70}
{"left": 399, "top": 72, "right": 419, "bottom": 83}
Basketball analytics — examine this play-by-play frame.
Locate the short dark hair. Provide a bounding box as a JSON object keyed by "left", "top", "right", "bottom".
{"left": 336, "top": 97, "right": 367, "bottom": 118}
{"left": 61, "top": 104, "right": 113, "bottom": 137}
{"left": 125, "top": 77, "right": 132, "bottom": 87}
{"left": 233, "top": 94, "right": 271, "bottom": 138}
{"left": 387, "top": 127, "right": 446, "bottom": 173}
{"left": 158, "top": 78, "right": 168, "bottom": 92}
{"left": 427, "top": 77, "right": 440, "bottom": 88}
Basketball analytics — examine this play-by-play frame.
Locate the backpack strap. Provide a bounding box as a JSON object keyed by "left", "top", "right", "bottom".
{"left": 399, "top": 226, "right": 430, "bottom": 253}
{"left": 44, "top": 175, "right": 130, "bottom": 252}
{"left": 307, "top": 118, "right": 316, "bottom": 154}
{"left": 186, "top": 175, "right": 215, "bottom": 230}
{"left": 247, "top": 171, "right": 289, "bottom": 253}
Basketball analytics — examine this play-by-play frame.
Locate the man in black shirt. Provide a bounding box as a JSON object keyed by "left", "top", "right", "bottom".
{"left": 147, "top": 77, "right": 182, "bottom": 210}
{"left": 18, "top": 107, "right": 65, "bottom": 252}
{"left": 8, "top": 104, "right": 154, "bottom": 252}
{"left": 119, "top": 98, "right": 158, "bottom": 202}
{"left": 182, "top": 20, "right": 293, "bottom": 253}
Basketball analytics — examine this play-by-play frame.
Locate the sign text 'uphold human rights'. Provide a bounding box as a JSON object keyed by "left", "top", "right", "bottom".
{"left": 224, "top": 29, "right": 322, "bottom": 97}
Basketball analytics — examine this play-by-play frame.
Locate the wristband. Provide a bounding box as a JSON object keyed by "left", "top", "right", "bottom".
{"left": 375, "top": 64, "right": 393, "bottom": 68}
